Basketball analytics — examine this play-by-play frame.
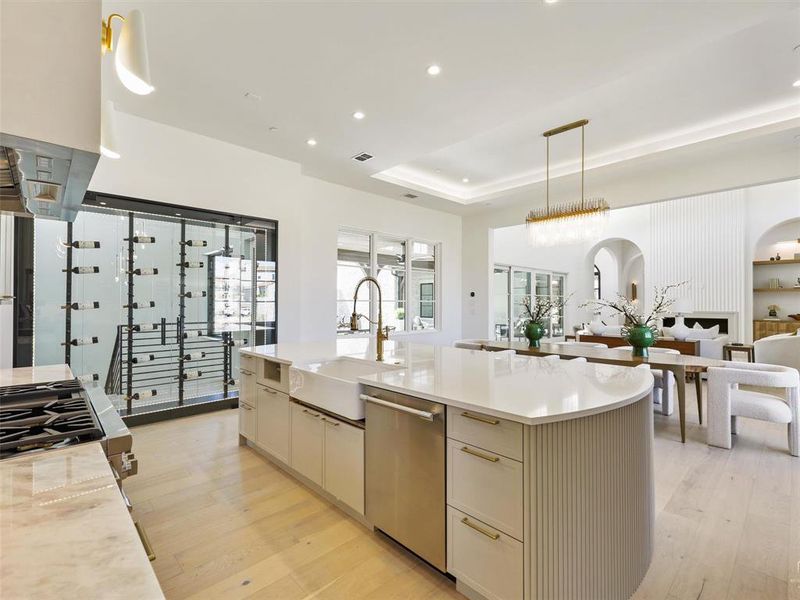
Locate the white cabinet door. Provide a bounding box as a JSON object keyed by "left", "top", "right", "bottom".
{"left": 290, "top": 402, "right": 324, "bottom": 486}
{"left": 255, "top": 386, "right": 290, "bottom": 463}
{"left": 323, "top": 415, "right": 364, "bottom": 514}
{"left": 239, "top": 402, "right": 256, "bottom": 440}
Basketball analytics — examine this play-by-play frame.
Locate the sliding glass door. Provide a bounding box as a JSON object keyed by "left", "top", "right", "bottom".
{"left": 494, "top": 265, "right": 567, "bottom": 341}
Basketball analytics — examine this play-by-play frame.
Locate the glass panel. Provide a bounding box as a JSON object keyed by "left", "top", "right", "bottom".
{"left": 337, "top": 231, "right": 371, "bottom": 333}
{"left": 510, "top": 270, "right": 532, "bottom": 340}
{"left": 408, "top": 242, "right": 436, "bottom": 330}
{"left": 493, "top": 267, "right": 510, "bottom": 340}
{"left": 376, "top": 236, "right": 406, "bottom": 332}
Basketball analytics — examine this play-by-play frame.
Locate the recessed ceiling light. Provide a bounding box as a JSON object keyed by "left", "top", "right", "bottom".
{"left": 306, "top": 138, "right": 317, "bottom": 146}
{"left": 544, "top": 0, "right": 559, "bottom": 4}
{"left": 426, "top": 64, "right": 441, "bottom": 76}
{"left": 352, "top": 111, "right": 365, "bottom": 120}
{"left": 793, "top": 80, "right": 800, "bottom": 88}
{"left": 462, "top": 177, "right": 470, "bottom": 183}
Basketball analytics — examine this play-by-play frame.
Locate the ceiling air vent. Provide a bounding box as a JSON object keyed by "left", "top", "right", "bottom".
{"left": 403, "top": 193, "right": 419, "bottom": 199}
{"left": 351, "top": 152, "right": 373, "bottom": 162}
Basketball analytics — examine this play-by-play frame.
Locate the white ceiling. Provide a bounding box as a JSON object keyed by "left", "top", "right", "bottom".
{"left": 104, "top": 1, "right": 800, "bottom": 213}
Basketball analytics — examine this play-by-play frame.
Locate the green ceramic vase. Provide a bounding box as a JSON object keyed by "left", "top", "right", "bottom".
{"left": 626, "top": 324, "right": 656, "bottom": 358}
{"left": 525, "top": 321, "right": 545, "bottom": 348}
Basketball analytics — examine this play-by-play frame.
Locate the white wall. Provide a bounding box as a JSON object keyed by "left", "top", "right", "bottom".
{"left": 480, "top": 179, "right": 800, "bottom": 343}
{"left": 0, "top": 1, "right": 100, "bottom": 152}
{"left": 88, "top": 112, "right": 462, "bottom": 345}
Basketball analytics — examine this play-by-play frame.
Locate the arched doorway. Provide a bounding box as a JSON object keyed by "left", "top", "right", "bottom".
{"left": 585, "top": 238, "right": 644, "bottom": 325}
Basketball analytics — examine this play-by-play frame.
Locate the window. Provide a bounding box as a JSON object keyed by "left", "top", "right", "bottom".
{"left": 494, "top": 265, "right": 567, "bottom": 341}
{"left": 593, "top": 265, "right": 601, "bottom": 299}
{"left": 337, "top": 229, "right": 439, "bottom": 334}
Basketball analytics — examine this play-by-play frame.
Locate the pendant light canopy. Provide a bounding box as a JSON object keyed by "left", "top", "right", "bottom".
{"left": 102, "top": 10, "right": 154, "bottom": 96}
{"left": 100, "top": 100, "right": 120, "bottom": 159}
{"left": 525, "top": 119, "right": 609, "bottom": 247}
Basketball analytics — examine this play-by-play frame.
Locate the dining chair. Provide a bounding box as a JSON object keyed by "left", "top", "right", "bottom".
{"left": 706, "top": 362, "right": 799, "bottom": 457}
{"left": 618, "top": 346, "right": 679, "bottom": 416}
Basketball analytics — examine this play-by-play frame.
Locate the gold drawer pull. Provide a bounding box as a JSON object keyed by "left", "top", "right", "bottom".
{"left": 461, "top": 411, "right": 499, "bottom": 425}
{"left": 302, "top": 408, "right": 320, "bottom": 418}
{"left": 461, "top": 517, "right": 500, "bottom": 540}
{"left": 461, "top": 446, "right": 499, "bottom": 462}
{"left": 134, "top": 521, "right": 156, "bottom": 561}
{"left": 321, "top": 417, "right": 339, "bottom": 426}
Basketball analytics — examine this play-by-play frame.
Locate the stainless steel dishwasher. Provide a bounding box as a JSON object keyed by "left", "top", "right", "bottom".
{"left": 361, "top": 386, "right": 446, "bottom": 571}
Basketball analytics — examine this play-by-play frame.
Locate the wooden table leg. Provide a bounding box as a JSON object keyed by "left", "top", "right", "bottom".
{"left": 674, "top": 366, "right": 686, "bottom": 443}
{"left": 694, "top": 371, "right": 703, "bottom": 425}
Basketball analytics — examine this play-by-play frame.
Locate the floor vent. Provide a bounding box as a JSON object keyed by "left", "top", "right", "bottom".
{"left": 352, "top": 152, "right": 374, "bottom": 162}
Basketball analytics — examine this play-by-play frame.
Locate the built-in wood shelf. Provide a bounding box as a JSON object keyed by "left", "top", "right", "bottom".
{"left": 753, "top": 259, "right": 800, "bottom": 266}
{"left": 753, "top": 287, "right": 800, "bottom": 292}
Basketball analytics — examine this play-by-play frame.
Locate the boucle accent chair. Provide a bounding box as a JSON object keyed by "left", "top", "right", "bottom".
{"left": 618, "top": 346, "right": 679, "bottom": 416}
{"left": 707, "top": 362, "right": 799, "bottom": 457}
{"left": 754, "top": 332, "right": 800, "bottom": 372}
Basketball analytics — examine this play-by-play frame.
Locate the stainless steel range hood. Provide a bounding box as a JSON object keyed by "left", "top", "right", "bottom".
{"left": 0, "top": 133, "right": 99, "bottom": 222}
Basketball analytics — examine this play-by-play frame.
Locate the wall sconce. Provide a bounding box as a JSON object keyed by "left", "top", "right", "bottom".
{"left": 102, "top": 10, "right": 154, "bottom": 96}
{"left": 100, "top": 100, "right": 120, "bottom": 159}
{"left": 631, "top": 282, "right": 638, "bottom": 301}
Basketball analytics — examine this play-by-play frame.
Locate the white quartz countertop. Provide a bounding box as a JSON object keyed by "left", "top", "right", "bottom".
{"left": 0, "top": 364, "right": 74, "bottom": 388}
{"left": 241, "top": 340, "right": 653, "bottom": 425}
{"left": 0, "top": 443, "right": 164, "bottom": 600}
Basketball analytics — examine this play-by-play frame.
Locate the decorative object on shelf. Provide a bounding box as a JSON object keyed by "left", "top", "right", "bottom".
{"left": 768, "top": 277, "right": 782, "bottom": 289}
{"left": 795, "top": 277, "right": 800, "bottom": 288}
{"left": 788, "top": 314, "right": 800, "bottom": 321}
{"left": 521, "top": 293, "right": 572, "bottom": 348}
{"left": 525, "top": 119, "right": 609, "bottom": 247}
{"left": 768, "top": 304, "right": 779, "bottom": 318}
{"left": 776, "top": 252, "right": 782, "bottom": 261}
{"left": 581, "top": 282, "right": 685, "bottom": 358}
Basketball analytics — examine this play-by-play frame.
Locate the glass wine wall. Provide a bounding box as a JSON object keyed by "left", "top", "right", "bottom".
{"left": 33, "top": 207, "right": 276, "bottom": 416}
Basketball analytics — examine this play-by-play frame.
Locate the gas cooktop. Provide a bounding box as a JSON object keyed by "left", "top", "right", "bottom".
{"left": 0, "top": 379, "right": 104, "bottom": 458}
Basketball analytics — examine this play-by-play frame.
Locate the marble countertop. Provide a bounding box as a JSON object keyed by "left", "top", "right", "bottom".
{"left": 0, "top": 364, "right": 74, "bottom": 388}
{"left": 242, "top": 340, "right": 653, "bottom": 425}
{"left": 0, "top": 443, "right": 164, "bottom": 599}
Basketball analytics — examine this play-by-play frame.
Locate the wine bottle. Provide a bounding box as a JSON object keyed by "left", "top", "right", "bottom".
{"left": 131, "top": 354, "right": 156, "bottom": 364}
{"left": 182, "top": 239, "right": 208, "bottom": 247}
{"left": 182, "top": 290, "right": 207, "bottom": 298}
{"left": 183, "top": 330, "right": 204, "bottom": 338}
{"left": 77, "top": 373, "right": 99, "bottom": 383}
{"left": 126, "top": 236, "right": 155, "bottom": 244}
{"left": 124, "top": 301, "right": 156, "bottom": 309}
{"left": 65, "top": 336, "right": 98, "bottom": 346}
{"left": 130, "top": 389, "right": 157, "bottom": 400}
{"left": 131, "top": 323, "right": 159, "bottom": 332}
{"left": 182, "top": 351, "right": 206, "bottom": 361}
{"left": 181, "top": 370, "right": 202, "bottom": 380}
{"left": 65, "top": 241, "right": 100, "bottom": 249}
{"left": 176, "top": 261, "right": 204, "bottom": 268}
{"left": 226, "top": 338, "right": 248, "bottom": 347}
{"left": 131, "top": 267, "right": 158, "bottom": 276}
{"left": 64, "top": 266, "right": 99, "bottom": 274}
{"left": 62, "top": 301, "right": 100, "bottom": 310}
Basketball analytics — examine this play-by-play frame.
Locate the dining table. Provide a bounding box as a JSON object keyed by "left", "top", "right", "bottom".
{"left": 484, "top": 340, "right": 728, "bottom": 443}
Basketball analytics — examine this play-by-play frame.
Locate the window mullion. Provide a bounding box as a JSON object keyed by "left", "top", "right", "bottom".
{"left": 369, "top": 233, "right": 377, "bottom": 334}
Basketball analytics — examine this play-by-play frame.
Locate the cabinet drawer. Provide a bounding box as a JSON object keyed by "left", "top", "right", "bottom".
{"left": 447, "top": 406, "right": 523, "bottom": 461}
{"left": 239, "top": 402, "right": 256, "bottom": 440}
{"left": 447, "top": 439, "right": 523, "bottom": 540}
{"left": 447, "top": 507, "right": 523, "bottom": 600}
{"left": 240, "top": 354, "right": 256, "bottom": 376}
{"left": 257, "top": 359, "right": 290, "bottom": 394}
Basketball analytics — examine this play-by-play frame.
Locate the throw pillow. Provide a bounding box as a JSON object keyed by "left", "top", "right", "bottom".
{"left": 688, "top": 324, "right": 719, "bottom": 339}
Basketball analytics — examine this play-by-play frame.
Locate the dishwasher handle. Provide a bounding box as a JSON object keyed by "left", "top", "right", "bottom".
{"left": 360, "top": 394, "right": 435, "bottom": 421}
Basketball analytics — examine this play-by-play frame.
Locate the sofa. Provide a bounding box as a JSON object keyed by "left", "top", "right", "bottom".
{"left": 754, "top": 331, "right": 800, "bottom": 372}
{"left": 580, "top": 321, "right": 728, "bottom": 359}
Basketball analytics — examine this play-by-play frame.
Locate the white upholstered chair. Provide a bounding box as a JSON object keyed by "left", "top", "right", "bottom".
{"left": 618, "top": 346, "right": 679, "bottom": 416}
{"left": 707, "top": 362, "right": 799, "bottom": 457}
{"left": 754, "top": 332, "right": 800, "bottom": 372}
{"left": 543, "top": 354, "right": 587, "bottom": 363}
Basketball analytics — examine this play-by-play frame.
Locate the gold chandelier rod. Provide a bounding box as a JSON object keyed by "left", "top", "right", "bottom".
{"left": 542, "top": 118, "right": 589, "bottom": 215}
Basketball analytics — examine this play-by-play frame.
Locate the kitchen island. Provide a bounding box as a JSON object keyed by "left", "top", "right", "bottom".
{"left": 239, "top": 340, "right": 654, "bottom": 600}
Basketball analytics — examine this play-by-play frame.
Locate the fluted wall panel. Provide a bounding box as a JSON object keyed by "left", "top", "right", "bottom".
{"left": 649, "top": 191, "right": 746, "bottom": 319}
{"left": 529, "top": 396, "right": 654, "bottom": 600}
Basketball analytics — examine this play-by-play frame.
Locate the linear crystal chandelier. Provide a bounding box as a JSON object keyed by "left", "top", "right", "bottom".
{"left": 526, "top": 119, "right": 609, "bottom": 247}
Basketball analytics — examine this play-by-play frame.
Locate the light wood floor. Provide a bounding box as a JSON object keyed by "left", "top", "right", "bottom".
{"left": 126, "top": 384, "right": 800, "bottom": 600}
